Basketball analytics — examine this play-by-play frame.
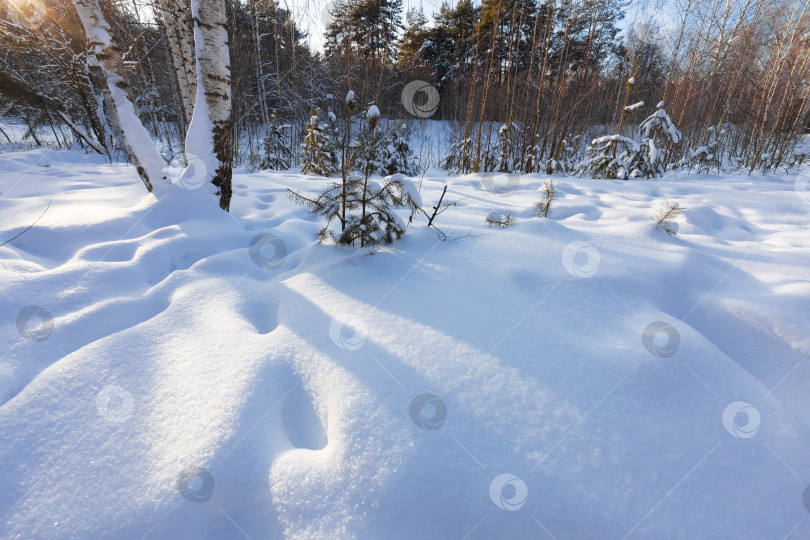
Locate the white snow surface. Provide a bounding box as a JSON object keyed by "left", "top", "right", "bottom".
{"left": 1, "top": 149, "right": 810, "bottom": 539}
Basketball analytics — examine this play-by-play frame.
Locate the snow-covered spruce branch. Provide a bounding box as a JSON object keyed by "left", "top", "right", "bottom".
{"left": 653, "top": 200, "right": 685, "bottom": 236}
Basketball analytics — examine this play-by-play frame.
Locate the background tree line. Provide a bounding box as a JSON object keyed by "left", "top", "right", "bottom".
{"left": 2, "top": 0, "right": 810, "bottom": 175}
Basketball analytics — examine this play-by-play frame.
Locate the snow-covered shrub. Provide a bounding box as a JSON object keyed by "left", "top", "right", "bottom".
{"left": 260, "top": 112, "right": 292, "bottom": 170}
{"left": 441, "top": 137, "right": 472, "bottom": 175}
{"left": 535, "top": 179, "right": 557, "bottom": 218}
{"left": 545, "top": 136, "right": 580, "bottom": 175}
{"left": 636, "top": 101, "right": 682, "bottom": 177}
{"left": 485, "top": 210, "right": 516, "bottom": 228}
{"left": 497, "top": 123, "right": 518, "bottom": 173}
{"left": 578, "top": 101, "right": 681, "bottom": 179}
{"left": 479, "top": 144, "right": 498, "bottom": 173}
{"left": 688, "top": 141, "right": 717, "bottom": 173}
{"left": 523, "top": 144, "right": 541, "bottom": 173}
{"left": 288, "top": 172, "right": 422, "bottom": 247}
{"left": 301, "top": 109, "right": 338, "bottom": 176}
{"left": 577, "top": 134, "right": 642, "bottom": 179}
{"left": 787, "top": 151, "right": 808, "bottom": 171}
{"left": 653, "top": 200, "right": 684, "bottom": 236}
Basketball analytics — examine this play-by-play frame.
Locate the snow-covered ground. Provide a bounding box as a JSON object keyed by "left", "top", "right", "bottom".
{"left": 1, "top": 149, "right": 809, "bottom": 539}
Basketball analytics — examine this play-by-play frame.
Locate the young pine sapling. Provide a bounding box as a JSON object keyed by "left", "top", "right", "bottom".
{"left": 535, "top": 179, "right": 557, "bottom": 218}
{"left": 653, "top": 200, "right": 685, "bottom": 236}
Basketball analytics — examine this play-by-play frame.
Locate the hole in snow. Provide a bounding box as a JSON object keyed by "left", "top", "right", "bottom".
{"left": 281, "top": 382, "right": 327, "bottom": 451}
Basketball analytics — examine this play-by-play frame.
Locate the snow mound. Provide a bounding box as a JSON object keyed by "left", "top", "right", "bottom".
{"left": 1, "top": 150, "right": 809, "bottom": 539}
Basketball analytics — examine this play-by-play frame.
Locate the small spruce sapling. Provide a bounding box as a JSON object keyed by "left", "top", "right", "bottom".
{"left": 322, "top": 110, "right": 340, "bottom": 174}
{"left": 485, "top": 210, "right": 516, "bottom": 228}
{"left": 260, "top": 112, "right": 292, "bottom": 170}
{"left": 301, "top": 109, "right": 338, "bottom": 176}
{"left": 653, "top": 200, "right": 685, "bottom": 236}
{"left": 535, "top": 179, "right": 557, "bottom": 218}
{"left": 386, "top": 123, "right": 419, "bottom": 176}
{"left": 353, "top": 104, "right": 388, "bottom": 178}
{"left": 288, "top": 172, "right": 422, "bottom": 247}
{"left": 289, "top": 104, "right": 423, "bottom": 247}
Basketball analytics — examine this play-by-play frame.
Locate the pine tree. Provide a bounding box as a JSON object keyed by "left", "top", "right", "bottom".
{"left": 353, "top": 105, "right": 388, "bottom": 178}
{"left": 636, "top": 101, "right": 681, "bottom": 178}
{"left": 578, "top": 102, "right": 681, "bottom": 179}
{"left": 288, "top": 172, "right": 422, "bottom": 247}
{"left": 576, "top": 134, "right": 642, "bottom": 180}
{"left": 301, "top": 109, "right": 338, "bottom": 177}
{"left": 417, "top": 0, "right": 479, "bottom": 87}
{"left": 535, "top": 179, "right": 557, "bottom": 217}
{"left": 290, "top": 103, "right": 422, "bottom": 248}
{"left": 397, "top": 7, "right": 428, "bottom": 71}
{"left": 385, "top": 123, "right": 419, "bottom": 176}
{"left": 260, "top": 112, "right": 292, "bottom": 170}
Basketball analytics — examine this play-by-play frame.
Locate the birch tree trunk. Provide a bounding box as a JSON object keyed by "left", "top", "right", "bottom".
{"left": 72, "top": 0, "right": 165, "bottom": 192}
{"left": 184, "top": 0, "right": 233, "bottom": 211}
{"left": 157, "top": 0, "right": 197, "bottom": 125}
{"left": 252, "top": 0, "right": 270, "bottom": 127}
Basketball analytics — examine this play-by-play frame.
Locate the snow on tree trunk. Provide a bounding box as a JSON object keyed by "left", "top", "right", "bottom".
{"left": 156, "top": 0, "right": 197, "bottom": 125}
{"left": 72, "top": 0, "right": 165, "bottom": 192}
{"left": 184, "top": 0, "right": 233, "bottom": 211}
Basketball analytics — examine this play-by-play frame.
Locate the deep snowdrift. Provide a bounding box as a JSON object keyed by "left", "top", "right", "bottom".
{"left": 1, "top": 149, "right": 809, "bottom": 539}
